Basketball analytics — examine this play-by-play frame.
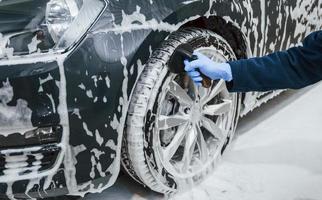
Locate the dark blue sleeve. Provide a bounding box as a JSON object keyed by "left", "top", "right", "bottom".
{"left": 227, "top": 30, "right": 322, "bottom": 92}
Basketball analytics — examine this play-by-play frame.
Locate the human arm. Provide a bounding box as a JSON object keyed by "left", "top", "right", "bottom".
{"left": 228, "top": 30, "right": 322, "bottom": 92}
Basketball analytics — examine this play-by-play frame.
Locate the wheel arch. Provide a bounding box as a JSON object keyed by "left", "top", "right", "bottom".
{"left": 180, "top": 16, "right": 251, "bottom": 60}
{"left": 152, "top": 0, "right": 253, "bottom": 60}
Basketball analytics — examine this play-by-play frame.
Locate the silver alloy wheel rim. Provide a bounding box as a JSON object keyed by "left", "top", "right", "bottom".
{"left": 155, "top": 47, "right": 237, "bottom": 178}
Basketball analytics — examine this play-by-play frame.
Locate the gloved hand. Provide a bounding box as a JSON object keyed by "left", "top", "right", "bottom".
{"left": 184, "top": 52, "right": 233, "bottom": 85}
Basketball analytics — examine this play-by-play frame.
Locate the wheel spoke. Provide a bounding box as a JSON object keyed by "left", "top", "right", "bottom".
{"left": 197, "top": 86, "right": 208, "bottom": 101}
{"left": 168, "top": 80, "right": 193, "bottom": 106}
{"left": 181, "top": 127, "right": 198, "bottom": 172}
{"left": 201, "top": 116, "right": 224, "bottom": 141}
{"left": 195, "top": 125, "right": 208, "bottom": 163}
{"left": 158, "top": 114, "right": 189, "bottom": 130}
{"left": 163, "top": 123, "right": 189, "bottom": 160}
{"left": 201, "top": 80, "right": 226, "bottom": 105}
{"left": 203, "top": 100, "right": 232, "bottom": 116}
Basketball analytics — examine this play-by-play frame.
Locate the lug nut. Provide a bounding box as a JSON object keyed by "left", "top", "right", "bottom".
{"left": 184, "top": 107, "right": 191, "bottom": 114}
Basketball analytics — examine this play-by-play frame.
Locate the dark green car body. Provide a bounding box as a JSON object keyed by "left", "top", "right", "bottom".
{"left": 0, "top": 0, "right": 320, "bottom": 198}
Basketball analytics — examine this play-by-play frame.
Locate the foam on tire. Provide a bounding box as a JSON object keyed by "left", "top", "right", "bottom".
{"left": 121, "top": 28, "right": 241, "bottom": 194}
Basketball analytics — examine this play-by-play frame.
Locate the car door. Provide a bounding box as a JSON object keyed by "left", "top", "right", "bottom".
{"left": 241, "top": 0, "right": 321, "bottom": 115}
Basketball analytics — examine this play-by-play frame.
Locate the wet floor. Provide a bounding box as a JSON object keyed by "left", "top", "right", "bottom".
{"left": 81, "top": 82, "right": 322, "bottom": 200}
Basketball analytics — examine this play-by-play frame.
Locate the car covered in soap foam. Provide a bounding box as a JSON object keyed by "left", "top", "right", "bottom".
{"left": 0, "top": 0, "right": 321, "bottom": 198}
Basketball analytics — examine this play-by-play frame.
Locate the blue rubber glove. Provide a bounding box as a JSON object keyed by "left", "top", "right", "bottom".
{"left": 184, "top": 52, "right": 233, "bottom": 85}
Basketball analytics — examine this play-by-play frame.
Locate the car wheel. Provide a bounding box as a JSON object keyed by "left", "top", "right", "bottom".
{"left": 121, "top": 28, "right": 241, "bottom": 194}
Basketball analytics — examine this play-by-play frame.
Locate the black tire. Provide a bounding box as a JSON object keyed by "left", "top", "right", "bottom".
{"left": 121, "top": 28, "right": 241, "bottom": 194}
